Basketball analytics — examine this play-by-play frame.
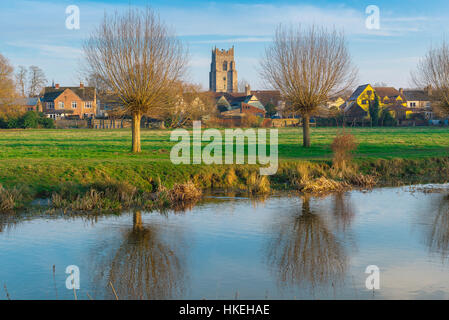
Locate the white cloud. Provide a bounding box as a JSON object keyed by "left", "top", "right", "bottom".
{"left": 191, "top": 37, "right": 272, "bottom": 44}
{"left": 7, "top": 42, "right": 83, "bottom": 60}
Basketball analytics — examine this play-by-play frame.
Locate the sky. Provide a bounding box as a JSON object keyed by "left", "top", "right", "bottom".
{"left": 1, "top": 0, "right": 449, "bottom": 91}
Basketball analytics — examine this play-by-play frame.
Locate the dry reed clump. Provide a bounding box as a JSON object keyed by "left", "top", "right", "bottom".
{"left": 299, "top": 176, "right": 350, "bottom": 194}
{"left": 331, "top": 131, "right": 359, "bottom": 176}
{"left": 168, "top": 181, "right": 202, "bottom": 203}
{"left": 224, "top": 168, "right": 238, "bottom": 187}
{"left": 346, "top": 172, "right": 378, "bottom": 189}
{"left": 0, "top": 184, "right": 25, "bottom": 213}
{"left": 51, "top": 179, "right": 204, "bottom": 212}
{"left": 51, "top": 181, "right": 138, "bottom": 211}
{"left": 246, "top": 172, "right": 271, "bottom": 194}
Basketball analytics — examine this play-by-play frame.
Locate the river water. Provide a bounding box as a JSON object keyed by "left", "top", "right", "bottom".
{"left": 1, "top": 185, "right": 449, "bottom": 300}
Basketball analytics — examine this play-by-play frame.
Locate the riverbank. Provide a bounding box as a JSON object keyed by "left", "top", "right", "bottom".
{"left": 1, "top": 156, "right": 449, "bottom": 213}
{"left": 1, "top": 127, "right": 448, "bottom": 212}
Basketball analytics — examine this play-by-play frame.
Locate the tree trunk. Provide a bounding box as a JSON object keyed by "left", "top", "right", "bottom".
{"left": 132, "top": 112, "right": 142, "bottom": 153}
{"left": 302, "top": 114, "right": 311, "bottom": 148}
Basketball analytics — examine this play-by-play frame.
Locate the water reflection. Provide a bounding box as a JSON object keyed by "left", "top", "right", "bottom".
{"left": 331, "top": 193, "right": 355, "bottom": 232}
{"left": 425, "top": 194, "right": 449, "bottom": 261}
{"left": 266, "top": 195, "right": 348, "bottom": 290}
{"left": 4, "top": 187, "right": 449, "bottom": 300}
{"left": 91, "top": 211, "right": 186, "bottom": 300}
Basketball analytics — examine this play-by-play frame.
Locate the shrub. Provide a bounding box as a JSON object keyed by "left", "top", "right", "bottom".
{"left": 0, "top": 111, "right": 55, "bottom": 129}
{"left": 241, "top": 114, "right": 262, "bottom": 128}
{"left": 331, "top": 131, "right": 359, "bottom": 174}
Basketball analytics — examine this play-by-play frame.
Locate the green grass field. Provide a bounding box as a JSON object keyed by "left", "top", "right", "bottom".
{"left": 1, "top": 127, "right": 449, "bottom": 161}
{"left": 0, "top": 127, "right": 448, "bottom": 195}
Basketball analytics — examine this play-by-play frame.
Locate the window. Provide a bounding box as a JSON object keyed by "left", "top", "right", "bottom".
{"left": 410, "top": 102, "right": 416, "bottom": 107}
{"left": 47, "top": 102, "right": 54, "bottom": 109}
{"left": 223, "top": 61, "right": 228, "bottom": 71}
{"left": 72, "top": 101, "right": 77, "bottom": 109}
{"left": 85, "top": 101, "right": 93, "bottom": 108}
{"left": 58, "top": 102, "right": 64, "bottom": 109}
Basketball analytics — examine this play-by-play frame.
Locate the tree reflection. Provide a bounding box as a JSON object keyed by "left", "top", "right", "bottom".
{"left": 331, "top": 193, "right": 355, "bottom": 232}
{"left": 267, "top": 196, "right": 347, "bottom": 290}
{"left": 426, "top": 194, "right": 449, "bottom": 261}
{"left": 91, "top": 211, "right": 185, "bottom": 300}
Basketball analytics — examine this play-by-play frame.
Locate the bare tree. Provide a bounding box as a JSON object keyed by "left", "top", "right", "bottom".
{"left": 85, "top": 72, "right": 110, "bottom": 94}
{"left": 0, "top": 54, "right": 16, "bottom": 108}
{"left": 238, "top": 78, "right": 250, "bottom": 93}
{"left": 160, "top": 82, "right": 216, "bottom": 128}
{"left": 28, "top": 66, "right": 47, "bottom": 97}
{"left": 412, "top": 41, "right": 449, "bottom": 116}
{"left": 260, "top": 25, "right": 357, "bottom": 147}
{"left": 15, "top": 66, "right": 27, "bottom": 97}
{"left": 84, "top": 8, "right": 187, "bottom": 152}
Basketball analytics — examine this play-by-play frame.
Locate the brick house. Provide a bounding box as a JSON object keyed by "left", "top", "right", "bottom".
{"left": 40, "top": 83, "right": 97, "bottom": 119}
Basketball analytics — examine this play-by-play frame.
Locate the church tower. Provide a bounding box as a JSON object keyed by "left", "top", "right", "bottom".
{"left": 209, "top": 47, "right": 238, "bottom": 93}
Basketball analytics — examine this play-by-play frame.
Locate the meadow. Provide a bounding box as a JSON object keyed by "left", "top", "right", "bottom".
{"left": 0, "top": 126, "right": 448, "bottom": 202}
{"left": 1, "top": 127, "right": 449, "bottom": 161}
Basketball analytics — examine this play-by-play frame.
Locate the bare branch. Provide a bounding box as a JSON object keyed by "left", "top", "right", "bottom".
{"left": 260, "top": 24, "right": 357, "bottom": 147}
{"left": 83, "top": 8, "right": 188, "bottom": 152}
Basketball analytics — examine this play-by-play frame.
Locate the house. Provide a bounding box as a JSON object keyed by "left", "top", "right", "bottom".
{"left": 403, "top": 87, "right": 434, "bottom": 119}
{"left": 327, "top": 96, "right": 346, "bottom": 109}
{"left": 220, "top": 102, "right": 266, "bottom": 118}
{"left": 40, "top": 83, "right": 97, "bottom": 119}
{"left": 342, "top": 84, "right": 412, "bottom": 121}
{"left": 10, "top": 97, "right": 43, "bottom": 113}
{"left": 97, "top": 94, "right": 123, "bottom": 118}
{"left": 214, "top": 85, "right": 266, "bottom": 117}
{"left": 340, "top": 84, "right": 374, "bottom": 120}
{"left": 374, "top": 87, "right": 407, "bottom": 107}
{"left": 212, "top": 86, "right": 268, "bottom": 126}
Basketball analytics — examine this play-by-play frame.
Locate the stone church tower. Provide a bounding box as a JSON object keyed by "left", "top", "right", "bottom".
{"left": 209, "top": 47, "right": 238, "bottom": 93}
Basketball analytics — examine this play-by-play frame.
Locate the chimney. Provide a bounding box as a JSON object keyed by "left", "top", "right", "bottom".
{"left": 245, "top": 84, "right": 251, "bottom": 96}
{"left": 55, "top": 83, "right": 60, "bottom": 89}
{"left": 426, "top": 85, "right": 433, "bottom": 96}
{"left": 399, "top": 88, "right": 404, "bottom": 95}
{"left": 80, "top": 82, "right": 84, "bottom": 89}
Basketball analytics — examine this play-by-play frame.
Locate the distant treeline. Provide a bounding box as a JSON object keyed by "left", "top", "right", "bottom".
{"left": 0, "top": 111, "right": 55, "bottom": 129}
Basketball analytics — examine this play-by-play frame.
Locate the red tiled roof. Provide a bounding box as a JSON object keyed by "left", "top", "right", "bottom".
{"left": 374, "top": 87, "right": 406, "bottom": 101}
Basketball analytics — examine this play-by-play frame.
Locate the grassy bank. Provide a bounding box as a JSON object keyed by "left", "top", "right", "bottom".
{"left": 0, "top": 127, "right": 448, "bottom": 212}
{"left": 1, "top": 127, "right": 449, "bottom": 160}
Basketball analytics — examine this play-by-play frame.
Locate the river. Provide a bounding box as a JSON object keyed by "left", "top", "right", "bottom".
{"left": 1, "top": 185, "right": 449, "bottom": 300}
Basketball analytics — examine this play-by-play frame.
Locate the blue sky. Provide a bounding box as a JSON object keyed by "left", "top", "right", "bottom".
{"left": 1, "top": 0, "right": 449, "bottom": 90}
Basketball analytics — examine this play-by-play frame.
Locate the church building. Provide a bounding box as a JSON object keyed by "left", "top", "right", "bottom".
{"left": 209, "top": 47, "right": 238, "bottom": 93}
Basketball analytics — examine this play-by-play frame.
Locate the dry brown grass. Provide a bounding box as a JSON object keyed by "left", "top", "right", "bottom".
{"left": 331, "top": 131, "right": 359, "bottom": 175}
{"left": 0, "top": 184, "right": 24, "bottom": 213}
{"left": 224, "top": 168, "right": 238, "bottom": 187}
{"left": 246, "top": 172, "right": 271, "bottom": 194}
{"left": 168, "top": 181, "right": 202, "bottom": 203}
{"left": 297, "top": 177, "right": 350, "bottom": 194}
{"left": 346, "top": 172, "right": 378, "bottom": 189}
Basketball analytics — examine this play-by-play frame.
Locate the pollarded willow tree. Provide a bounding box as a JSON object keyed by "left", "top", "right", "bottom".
{"left": 412, "top": 41, "right": 449, "bottom": 116}
{"left": 260, "top": 25, "right": 357, "bottom": 147}
{"left": 84, "top": 8, "right": 187, "bottom": 152}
